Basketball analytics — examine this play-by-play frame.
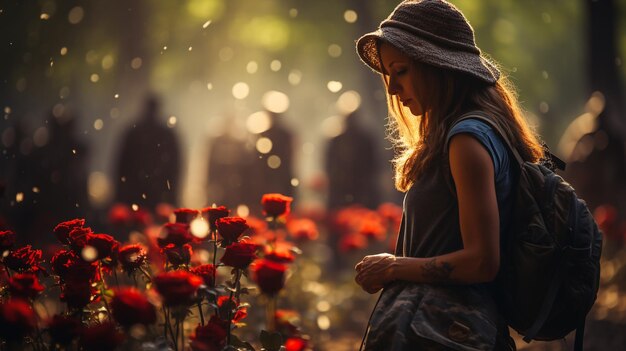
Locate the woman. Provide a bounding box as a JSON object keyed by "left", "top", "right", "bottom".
{"left": 354, "top": 0, "right": 544, "bottom": 350}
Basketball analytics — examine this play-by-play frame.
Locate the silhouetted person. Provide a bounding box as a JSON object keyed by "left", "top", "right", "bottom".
{"left": 325, "top": 111, "right": 380, "bottom": 210}
{"left": 115, "top": 95, "right": 181, "bottom": 210}
{"left": 206, "top": 119, "right": 257, "bottom": 211}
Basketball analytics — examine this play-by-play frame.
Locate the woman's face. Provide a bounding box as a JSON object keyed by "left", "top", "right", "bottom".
{"left": 379, "top": 42, "right": 424, "bottom": 116}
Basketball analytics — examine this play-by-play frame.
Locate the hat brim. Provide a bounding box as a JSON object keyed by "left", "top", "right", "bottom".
{"left": 356, "top": 27, "right": 500, "bottom": 85}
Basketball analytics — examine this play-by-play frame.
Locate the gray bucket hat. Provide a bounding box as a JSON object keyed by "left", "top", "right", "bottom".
{"left": 356, "top": 0, "right": 500, "bottom": 85}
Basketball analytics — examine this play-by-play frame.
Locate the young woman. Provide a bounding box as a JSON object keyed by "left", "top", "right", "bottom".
{"left": 354, "top": 0, "right": 544, "bottom": 350}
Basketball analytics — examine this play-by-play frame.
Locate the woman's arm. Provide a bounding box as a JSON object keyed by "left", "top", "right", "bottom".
{"left": 355, "top": 134, "right": 500, "bottom": 292}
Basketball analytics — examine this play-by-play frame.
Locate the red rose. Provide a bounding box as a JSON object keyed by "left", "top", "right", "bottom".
{"left": 87, "top": 233, "right": 119, "bottom": 260}
{"left": 0, "top": 299, "right": 36, "bottom": 341}
{"left": 53, "top": 219, "right": 86, "bottom": 245}
{"left": 68, "top": 226, "right": 93, "bottom": 253}
{"left": 174, "top": 208, "right": 199, "bottom": 224}
{"left": 118, "top": 244, "right": 147, "bottom": 275}
{"left": 154, "top": 270, "right": 203, "bottom": 306}
{"left": 261, "top": 193, "right": 293, "bottom": 217}
{"left": 190, "top": 264, "right": 217, "bottom": 287}
{"left": 111, "top": 287, "right": 157, "bottom": 327}
{"left": 215, "top": 217, "right": 249, "bottom": 246}
{"left": 0, "top": 230, "right": 15, "bottom": 252}
{"left": 48, "top": 315, "right": 81, "bottom": 346}
{"left": 61, "top": 280, "right": 97, "bottom": 310}
{"left": 251, "top": 259, "right": 287, "bottom": 296}
{"left": 286, "top": 218, "right": 319, "bottom": 241}
{"left": 201, "top": 206, "right": 230, "bottom": 232}
{"left": 50, "top": 249, "right": 98, "bottom": 283}
{"left": 339, "top": 233, "right": 367, "bottom": 252}
{"left": 285, "top": 337, "right": 308, "bottom": 351}
{"left": 162, "top": 243, "right": 192, "bottom": 267}
{"left": 108, "top": 203, "right": 132, "bottom": 226}
{"left": 9, "top": 273, "right": 44, "bottom": 299}
{"left": 217, "top": 296, "right": 247, "bottom": 323}
{"left": 190, "top": 316, "right": 228, "bottom": 351}
{"left": 4, "top": 245, "right": 43, "bottom": 273}
{"left": 79, "top": 322, "right": 124, "bottom": 351}
{"left": 157, "top": 223, "right": 193, "bottom": 248}
{"left": 220, "top": 243, "right": 257, "bottom": 269}
{"left": 264, "top": 246, "right": 296, "bottom": 263}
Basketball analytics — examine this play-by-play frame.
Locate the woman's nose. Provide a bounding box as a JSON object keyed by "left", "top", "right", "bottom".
{"left": 387, "top": 76, "right": 400, "bottom": 96}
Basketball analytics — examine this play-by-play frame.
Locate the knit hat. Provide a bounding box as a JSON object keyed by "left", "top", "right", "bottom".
{"left": 356, "top": 0, "right": 500, "bottom": 85}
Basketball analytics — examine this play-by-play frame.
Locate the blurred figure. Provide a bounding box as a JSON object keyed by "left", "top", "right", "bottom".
{"left": 325, "top": 111, "right": 380, "bottom": 210}
{"left": 205, "top": 114, "right": 257, "bottom": 211}
{"left": 115, "top": 95, "right": 181, "bottom": 210}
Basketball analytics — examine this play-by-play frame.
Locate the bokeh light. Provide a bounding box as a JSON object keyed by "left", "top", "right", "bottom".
{"left": 261, "top": 90, "right": 290, "bottom": 113}
{"left": 232, "top": 82, "right": 250, "bottom": 99}
{"left": 246, "top": 111, "right": 272, "bottom": 134}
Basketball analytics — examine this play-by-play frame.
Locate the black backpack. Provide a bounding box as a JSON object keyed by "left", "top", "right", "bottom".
{"left": 455, "top": 112, "right": 603, "bottom": 351}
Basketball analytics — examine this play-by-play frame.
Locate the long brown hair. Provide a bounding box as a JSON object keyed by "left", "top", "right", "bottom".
{"left": 385, "top": 61, "right": 544, "bottom": 192}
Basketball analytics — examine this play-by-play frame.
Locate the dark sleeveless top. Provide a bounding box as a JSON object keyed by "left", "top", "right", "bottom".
{"left": 362, "top": 117, "right": 518, "bottom": 351}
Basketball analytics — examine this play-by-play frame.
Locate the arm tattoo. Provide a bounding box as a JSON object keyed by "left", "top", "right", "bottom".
{"left": 422, "top": 258, "right": 455, "bottom": 283}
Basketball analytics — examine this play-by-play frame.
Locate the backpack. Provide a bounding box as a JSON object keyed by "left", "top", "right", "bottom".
{"left": 454, "top": 112, "right": 603, "bottom": 351}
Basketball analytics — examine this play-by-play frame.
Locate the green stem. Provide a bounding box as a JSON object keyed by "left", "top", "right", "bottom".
{"left": 266, "top": 295, "right": 276, "bottom": 332}
{"left": 98, "top": 263, "right": 112, "bottom": 321}
{"left": 138, "top": 266, "right": 152, "bottom": 283}
{"left": 197, "top": 301, "right": 205, "bottom": 326}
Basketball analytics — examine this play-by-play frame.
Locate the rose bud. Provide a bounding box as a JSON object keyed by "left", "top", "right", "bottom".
{"left": 154, "top": 270, "right": 203, "bottom": 306}
{"left": 190, "top": 264, "right": 217, "bottom": 288}
{"left": 4, "top": 245, "right": 43, "bottom": 273}
{"left": 261, "top": 193, "right": 293, "bottom": 218}
{"left": 86, "top": 233, "right": 119, "bottom": 260}
{"left": 157, "top": 223, "right": 193, "bottom": 248}
{"left": 161, "top": 243, "right": 192, "bottom": 267}
{"left": 220, "top": 242, "right": 258, "bottom": 269}
{"left": 118, "top": 244, "right": 147, "bottom": 275}
{"left": 53, "top": 219, "right": 86, "bottom": 245}
{"left": 79, "top": 322, "right": 124, "bottom": 351}
{"left": 201, "top": 206, "right": 230, "bottom": 232}
{"left": 215, "top": 217, "right": 249, "bottom": 246}
{"left": 0, "top": 230, "right": 15, "bottom": 252}
{"left": 251, "top": 259, "right": 287, "bottom": 296}
{"left": 111, "top": 287, "right": 157, "bottom": 327}
{"left": 173, "top": 208, "right": 199, "bottom": 224}
{"left": 190, "top": 316, "right": 228, "bottom": 351}
{"left": 9, "top": 273, "right": 44, "bottom": 300}
{"left": 0, "top": 299, "right": 36, "bottom": 342}
{"left": 48, "top": 314, "right": 82, "bottom": 346}
{"left": 217, "top": 296, "right": 247, "bottom": 323}
{"left": 68, "top": 226, "right": 94, "bottom": 253}
{"left": 50, "top": 249, "right": 98, "bottom": 283}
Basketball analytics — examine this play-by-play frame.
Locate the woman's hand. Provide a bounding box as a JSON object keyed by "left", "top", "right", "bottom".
{"left": 354, "top": 253, "right": 397, "bottom": 294}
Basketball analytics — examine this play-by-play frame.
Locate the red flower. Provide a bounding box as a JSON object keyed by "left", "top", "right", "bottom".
{"left": 286, "top": 218, "right": 319, "bottom": 241}
{"left": 217, "top": 296, "right": 248, "bottom": 323}
{"left": 108, "top": 203, "right": 132, "bottom": 226}
{"left": 261, "top": 193, "right": 293, "bottom": 217}
{"left": 154, "top": 270, "right": 203, "bottom": 306}
{"left": 251, "top": 259, "right": 287, "bottom": 296}
{"left": 339, "top": 233, "right": 367, "bottom": 252}
{"left": 4, "top": 245, "right": 43, "bottom": 273}
{"left": 201, "top": 206, "right": 230, "bottom": 232}
{"left": 264, "top": 245, "right": 296, "bottom": 263}
{"left": 220, "top": 242, "right": 257, "bottom": 269}
{"left": 190, "top": 316, "right": 228, "bottom": 351}
{"left": 174, "top": 208, "right": 199, "bottom": 224}
{"left": 216, "top": 217, "right": 249, "bottom": 246}
{"left": 50, "top": 249, "right": 98, "bottom": 283}
{"left": 48, "top": 315, "right": 81, "bottom": 346}
{"left": 87, "top": 233, "right": 119, "bottom": 261}
{"left": 68, "top": 226, "right": 94, "bottom": 253}
{"left": 190, "top": 264, "right": 217, "bottom": 287}
{"left": 118, "top": 244, "right": 147, "bottom": 275}
{"left": 162, "top": 243, "right": 192, "bottom": 267}
{"left": 9, "top": 273, "right": 44, "bottom": 299}
{"left": 285, "top": 337, "right": 308, "bottom": 351}
{"left": 157, "top": 223, "right": 193, "bottom": 248}
{"left": 0, "top": 299, "right": 36, "bottom": 341}
{"left": 53, "top": 219, "right": 86, "bottom": 245}
{"left": 111, "top": 287, "right": 157, "bottom": 327}
{"left": 0, "top": 230, "right": 15, "bottom": 252}
{"left": 79, "top": 322, "right": 124, "bottom": 351}
{"left": 61, "top": 280, "right": 97, "bottom": 310}
{"left": 275, "top": 309, "right": 300, "bottom": 336}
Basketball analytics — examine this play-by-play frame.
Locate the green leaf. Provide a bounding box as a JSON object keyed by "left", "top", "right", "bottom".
{"left": 259, "top": 330, "right": 282, "bottom": 351}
